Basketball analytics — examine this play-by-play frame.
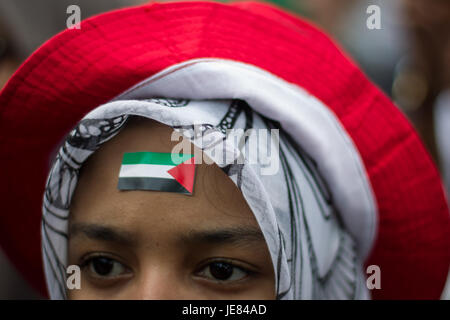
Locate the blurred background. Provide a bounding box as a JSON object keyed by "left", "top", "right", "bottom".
{"left": 0, "top": 0, "right": 449, "bottom": 299}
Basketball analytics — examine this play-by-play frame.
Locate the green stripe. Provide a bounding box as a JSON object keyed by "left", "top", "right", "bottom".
{"left": 122, "top": 152, "right": 194, "bottom": 166}
{"left": 118, "top": 177, "right": 191, "bottom": 194}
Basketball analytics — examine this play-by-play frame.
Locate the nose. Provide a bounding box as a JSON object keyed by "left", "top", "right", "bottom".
{"left": 131, "top": 265, "right": 193, "bottom": 300}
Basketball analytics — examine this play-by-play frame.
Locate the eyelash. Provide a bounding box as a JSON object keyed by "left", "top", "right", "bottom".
{"left": 78, "top": 254, "right": 257, "bottom": 284}
{"left": 79, "top": 253, "right": 131, "bottom": 280}
{"left": 195, "top": 258, "right": 257, "bottom": 283}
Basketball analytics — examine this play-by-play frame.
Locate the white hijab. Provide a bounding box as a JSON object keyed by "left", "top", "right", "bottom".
{"left": 42, "top": 59, "right": 377, "bottom": 299}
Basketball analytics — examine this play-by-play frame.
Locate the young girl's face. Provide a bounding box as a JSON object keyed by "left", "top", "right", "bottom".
{"left": 67, "top": 118, "right": 275, "bottom": 299}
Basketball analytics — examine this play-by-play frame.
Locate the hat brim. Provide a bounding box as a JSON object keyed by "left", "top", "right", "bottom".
{"left": 0, "top": 0, "right": 448, "bottom": 299}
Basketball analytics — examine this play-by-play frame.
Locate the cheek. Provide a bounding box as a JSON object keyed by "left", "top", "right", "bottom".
{"left": 192, "top": 280, "right": 276, "bottom": 300}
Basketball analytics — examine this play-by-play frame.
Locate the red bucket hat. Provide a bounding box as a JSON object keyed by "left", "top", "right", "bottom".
{"left": 0, "top": 1, "right": 449, "bottom": 299}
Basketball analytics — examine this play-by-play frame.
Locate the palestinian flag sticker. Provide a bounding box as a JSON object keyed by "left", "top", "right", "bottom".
{"left": 118, "top": 152, "right": 196, "bottom": 195}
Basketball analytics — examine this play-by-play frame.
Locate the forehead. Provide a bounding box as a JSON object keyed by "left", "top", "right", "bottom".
{"left": 69, "top": 117, "right": 258, "bottom": 233}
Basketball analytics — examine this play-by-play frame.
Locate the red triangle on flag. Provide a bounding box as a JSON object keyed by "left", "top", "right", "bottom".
{"left": 167, "top": 156, "right": 196, "bottom": 194}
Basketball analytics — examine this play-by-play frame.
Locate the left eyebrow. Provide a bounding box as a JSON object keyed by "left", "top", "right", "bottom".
{"left": 179, "top": 226, "right": 266, "bottom": 247}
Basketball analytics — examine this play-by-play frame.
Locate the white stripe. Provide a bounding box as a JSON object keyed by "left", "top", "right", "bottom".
{"left": 119, "top": 164, "right": 174, "bottom": 179}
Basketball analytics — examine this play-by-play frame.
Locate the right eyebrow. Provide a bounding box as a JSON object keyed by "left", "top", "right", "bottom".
{"left": 69, "top": 223, "right": 137, "bottom": 247}
{"left": 179, "top": 225, "right": 266, "bottom": 248}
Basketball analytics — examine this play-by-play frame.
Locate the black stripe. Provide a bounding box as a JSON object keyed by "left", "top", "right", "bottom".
{"left": 281, "top": 133, "right": 332, "bottom": 221}
{"left": 118, "top": 177, "right": 190, "bottom": 194}
{"left": 260, "top": 115, "right": 333, "bottom": 221}
{"left": 42, "top": 222, "right": 68, "bottom": 271}
{"left": 217, "top": 100, "right": 243, "bottom": 134}
{"left": 42, "top": 246, "right": 66, "bottom": 299}
{"left": 42, "top": 224, "right": 68, "bottom": 298}
{"left": 280, "top": 144, "right": 301, "bottom": 296}
{"left": 44, "top": 201, "right": 69, "bottom": 220}
{"left": 42, "top": 216, "right": 68, "bottom": 239}
{"left": 61, "top": 144, "right": 82, "bottom": 167}
{"left": 280, "top": 129, "right": 332, "bottom": 204}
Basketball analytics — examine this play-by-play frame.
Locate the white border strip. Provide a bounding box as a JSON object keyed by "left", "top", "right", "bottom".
{"left": 119, "top": 164, "right": 174, "bottom": 179}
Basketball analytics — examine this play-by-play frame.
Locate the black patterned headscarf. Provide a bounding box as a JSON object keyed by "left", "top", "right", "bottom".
{"left": 42, "top": 96, "right": 369, "bottom": 299}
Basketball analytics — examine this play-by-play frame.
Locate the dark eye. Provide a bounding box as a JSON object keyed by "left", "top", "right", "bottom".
{"left": 197, "top": 261, "right": 249, "bottom": 282}
{"left": 83, "top": 256, "right": 128, "bottom": 278}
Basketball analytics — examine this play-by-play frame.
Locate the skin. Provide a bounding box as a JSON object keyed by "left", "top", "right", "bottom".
{"left": 67, "top": 117, "right": 275, "bottom": 299}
